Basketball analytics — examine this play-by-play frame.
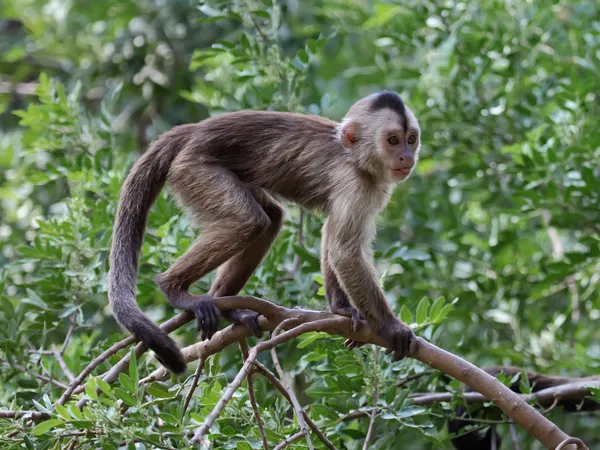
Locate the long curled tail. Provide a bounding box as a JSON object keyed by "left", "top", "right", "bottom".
{"left": 108, "top": 128, "right": 190, "bottom": 374}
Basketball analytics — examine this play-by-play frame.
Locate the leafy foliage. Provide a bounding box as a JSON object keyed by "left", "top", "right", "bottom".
{"left": 0, "top": 0, "right": 599, "bottom": 449}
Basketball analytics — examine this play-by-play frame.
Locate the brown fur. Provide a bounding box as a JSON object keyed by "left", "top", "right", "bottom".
{"left": 108, "top": 91, "right": 421, "bottom": 373}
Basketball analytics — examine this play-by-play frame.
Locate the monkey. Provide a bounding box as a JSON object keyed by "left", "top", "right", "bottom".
{"left": 449, "top": 366, "right": 600, "bottom": 450}
{"left": 108, "top": 90, "right": 421, "bottom": 374}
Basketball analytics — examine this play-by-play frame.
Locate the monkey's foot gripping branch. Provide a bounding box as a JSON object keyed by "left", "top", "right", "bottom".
{"left": 68, "top": 296, "right": 588, "bottom": 450}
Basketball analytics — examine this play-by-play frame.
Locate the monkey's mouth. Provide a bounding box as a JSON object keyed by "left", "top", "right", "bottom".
{"left": 391, "top": 168, "right": 411, "bottom": 176}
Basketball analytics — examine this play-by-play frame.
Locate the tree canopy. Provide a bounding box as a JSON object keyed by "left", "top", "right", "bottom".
{"left": 0, "top": 0, "right": 599, "bottom": 449}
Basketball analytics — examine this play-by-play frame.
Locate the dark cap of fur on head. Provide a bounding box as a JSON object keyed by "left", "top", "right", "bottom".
{"left": 369, "top": 90, "right": 408, "bottom": 130}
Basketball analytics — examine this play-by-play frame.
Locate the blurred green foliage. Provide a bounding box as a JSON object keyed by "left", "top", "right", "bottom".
{"left": 0, "top": 0, "right": 599, "bottom": 448}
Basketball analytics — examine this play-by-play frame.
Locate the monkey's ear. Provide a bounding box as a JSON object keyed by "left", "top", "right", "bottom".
{"left": 340, "top": 121, "right": 359, "bottom": 149}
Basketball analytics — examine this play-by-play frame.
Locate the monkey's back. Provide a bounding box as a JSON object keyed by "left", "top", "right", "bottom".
{"left": 170, "top": 110, "right": 354, "bottom": 211}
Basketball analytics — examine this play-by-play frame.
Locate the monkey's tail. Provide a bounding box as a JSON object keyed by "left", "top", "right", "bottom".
{"left": 108, "top": 129, "right": 188, "bottom": 374}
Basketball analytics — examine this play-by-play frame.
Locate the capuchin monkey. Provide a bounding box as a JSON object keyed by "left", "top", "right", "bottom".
{"left": 449, "top": 366, "right": 600, "bottom": 450}
{"left": 108, "top": 91, "right": 421, "bottom": 374}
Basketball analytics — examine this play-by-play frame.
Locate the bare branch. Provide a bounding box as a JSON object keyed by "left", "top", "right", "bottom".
{"left": 182, "top": 358, "right": 205, "bottom": 417}
{"left": 251, "top": 360, "right": 337, "bottom": 450}
{"left": 556, "top": 437, "right": 587, "bottom": 450}
{"left": 509, "top": 424, "right": 521, "bottom": 450}
{"left": 362, "top": 378, "right": 379, "bottom": 450}
{"left": 1, "top": 360, "right": 68, "bottom": 390}
{"left": 271, "top": 318, "right": 313, "bottom": 450}
{"left": 191, "top": 318, "right": 340, "bottom": 444}
{"left": 0, "top": 411, "right": 50, "bottom": 421}
{"left": 410, "top": 379, "right": 600, "bottom": 407}
{"left": 240, "top": 340, "right": 269, "bottom": 450}
{"left": 273, "top": 431, "right": 305, "bottom": 450}
{"left": 52, "top": 344, "right": 75, "bottom": 382}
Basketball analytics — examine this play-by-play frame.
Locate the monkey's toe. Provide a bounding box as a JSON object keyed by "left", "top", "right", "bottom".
{"left": 191, "top": 294, "right": 221, "bottom": 341}
{"left": 344, "top": 339, "right": 366, "bottom": 350}
{"left": 225, "top": 309, "right": 263, "bottom": 338}
{"left": 330, "top": 304, "right": 366, "bottom": 332}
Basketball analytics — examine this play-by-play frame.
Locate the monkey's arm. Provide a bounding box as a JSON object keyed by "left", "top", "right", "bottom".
{"left": 324, "top": 209, "right": 414, "bottom": 359}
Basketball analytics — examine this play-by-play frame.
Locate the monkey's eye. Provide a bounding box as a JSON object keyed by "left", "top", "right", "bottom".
{"left": 407, "top": 135, "right": 417, "bottom": 145}
{"left": 387, "top": 136, "right": 400, "bottom": 145}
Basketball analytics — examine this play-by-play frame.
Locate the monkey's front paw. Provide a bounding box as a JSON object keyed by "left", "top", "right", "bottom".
{"left": 379, "top": 321, "right": 417, "bottom": 361}
{"left": 190, "top": 294, "right": 221, "bottom": 341}
{"left": 224, "top": 309, "right": 263, "bottom": 338}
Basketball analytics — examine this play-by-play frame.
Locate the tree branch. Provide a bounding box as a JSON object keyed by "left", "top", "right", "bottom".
{"left": 410, "top": 379, "right": 600, "bottom": 407}
{"left": 62, "top": 295, "right": 588, "bottom": 449}
{"left": 270, "top": 319, "right": 314, "bottom": 450}
{"left": 239, "top": 339, "right": 269, "bottom": 450}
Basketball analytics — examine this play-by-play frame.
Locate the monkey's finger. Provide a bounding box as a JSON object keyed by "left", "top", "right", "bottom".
{"left": 245, "top": 316, "right": 263, "bottom": 338}
{"left": 204, "top": 304, "right": 220, "bottom": 340}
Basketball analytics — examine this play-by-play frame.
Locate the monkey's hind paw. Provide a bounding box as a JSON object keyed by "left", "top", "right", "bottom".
{"left": 344, "top": 339, "right": 366, "bottom": 350}
{"left": 224, "top": 309, "right": 263, "bottom": 338}
{"left": 190, "top": 294, "right": 221, "bottom": 341}
{"left": 330, "top": 305, "right": 367, "bottom": 350}
{"left": 330, "top": 304, "right": 366, "bottom": 333}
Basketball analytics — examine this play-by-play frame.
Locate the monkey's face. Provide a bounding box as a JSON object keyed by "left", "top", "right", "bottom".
{"left": 371, "top": 108, "right": 421, "bottom": 184}
{"left": 340, "top": 93, "right": 421, "bottom": 184}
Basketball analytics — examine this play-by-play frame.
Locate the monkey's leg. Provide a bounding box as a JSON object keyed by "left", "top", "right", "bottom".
{"left": 209, "top": 190, "right": 284, "bottom": 337}
{"left": 156, "top": 167, "right": 271, "bottom": 340}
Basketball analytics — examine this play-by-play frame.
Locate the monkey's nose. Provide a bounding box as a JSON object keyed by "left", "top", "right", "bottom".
{"left": 399, "top": 154, "right": 415, "bottom": 167}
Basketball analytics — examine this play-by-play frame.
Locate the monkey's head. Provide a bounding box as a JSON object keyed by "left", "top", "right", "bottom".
{"left": 338, "top": 90, "right": 421, "bottom": 184}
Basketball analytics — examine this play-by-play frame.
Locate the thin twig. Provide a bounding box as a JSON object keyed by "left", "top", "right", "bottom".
{"left": 273, "top": 431, "right": 305, "bottom": 450}
{"left": 57, "top": 335, "right": 136, "bottom": 405}
{"left": 509, "top": 424, "right": 521, "bottom": 450}
{"left": 2, "top": 361, "right": 68, "bottom": 390}
{"left": 556, "top": 437, "right": 587, "bottom": 450}
{"left": 409, "top": 378, "right": 600, "bottom": 407}
{"left": 68, "top": 311, "right": 193, "bottom": 406}
{"left": 240, "top": 340, "right": 269, "bottom": 450}
{"left": 52, "top": 344, "right": 75, "bottom": 382}
{"left": 182, "top": 358, "right": 205, "bottom": 417}
{"left": 491, "top": 426, "right": 498, "bottom": 450}
{"left": 271, "top": 318, "right": 313, "bottom": 450}
{"left": 396, "top": 369, "right": 436, "bottom": 388}
{"left": 251, "top": 360, "right": 337, "bottom": 450}
{"left": 0, "top": 411, "right": 50, "bottom": 421}
{"left": 191, "top": 318, "right": 340, "bottom": 444}
{"left": 61, "top": 314, "right": 77, "bottom": 353}
{"left": 362, "top": 380, "right": 379, "bottom": 450}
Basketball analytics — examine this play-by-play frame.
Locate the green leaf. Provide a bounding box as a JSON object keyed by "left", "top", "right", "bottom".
{"left": 297, "top": 332, "right": 328, "bottom": 348}
{"left": 129, "top": 348, "right": 138, "bottom": 387}
{"left": 298, "top": 49, "right": 309, "bottom": 64}
{"left": 416, "top": 297, "right": 429, "bottom": 325}
{"left": 429, "top": 297, "right": 446, "bottom": 322}
{"left": 119, "top": 373, "right": 136, "bottom": 394}
{"left": 147, "top": 382, "right": 176, "bottom": 399}
{"left": 31, "top": 419, "right": 63, "bottom": 436}
{"left": 97, "top": 378, "right": 114, "bottom": 397}
{"left": 114, "top": 387, "right": 137, "bottom": 407}
{"left": 400, "top": 305, "right": 413, "bottom": 325}
{"left": 54, "top": 404, "right": 71, "bottom": 421}
{"left": 23, "top": 288, "right": 48, "bottom": 309}
{"left": 85, "top": 377, "right": 98, "bottom": 400}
